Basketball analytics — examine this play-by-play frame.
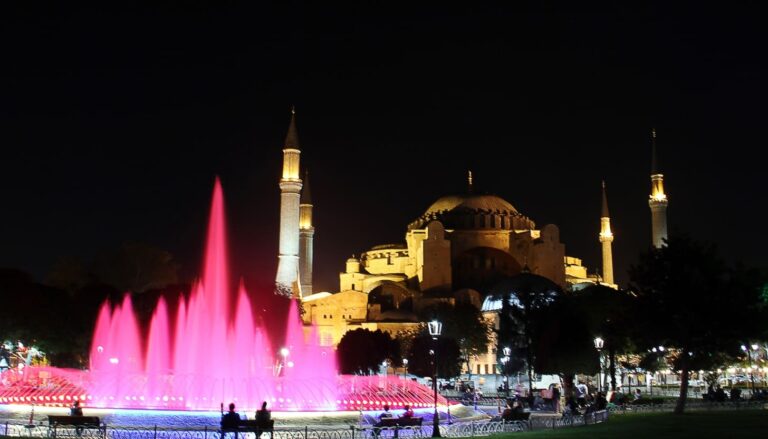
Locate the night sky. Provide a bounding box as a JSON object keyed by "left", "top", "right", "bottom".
{"left": 2, "top": 3, "right": 766, "bottom": 294}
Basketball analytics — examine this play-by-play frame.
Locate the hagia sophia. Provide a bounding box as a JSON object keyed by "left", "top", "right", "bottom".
{"left": 273, "top": 109, "right": 668, "bottom": 379}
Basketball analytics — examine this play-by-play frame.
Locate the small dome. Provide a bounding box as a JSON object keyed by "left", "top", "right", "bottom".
{"left": 410, "top": 194, "right": 535, "bottom": 230}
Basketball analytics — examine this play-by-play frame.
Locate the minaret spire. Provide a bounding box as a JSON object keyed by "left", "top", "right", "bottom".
{"left": 276, "top": 107, "right": 303, "bottom": 297}
{"left": 299, "top": 168, "right": 315, "bottom": 296}
{"left": 599, "top": 180, "right": 615, "bottom": 286}
{"left": 648, "top": 128, "right": 668, "bottom": 248}
{"left": 467, "top": 170, "right": 474, "bottom": 194}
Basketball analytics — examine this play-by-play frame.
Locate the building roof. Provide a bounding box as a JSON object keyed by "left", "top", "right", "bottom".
{"left": 409, "top": 193, "right": 535, "bottom": 230}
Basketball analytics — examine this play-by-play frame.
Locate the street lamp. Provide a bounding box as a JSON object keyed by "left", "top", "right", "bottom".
{"left": 594, "top": 337, "right": 604, "bottom": 393}
{"left": 403, "top": 358, "right": 409, "bottom": 379}
{"left": 428, "top": 320, "right": 442, "bottom": 438}
{"left": 502, "top": 347, "right": 511, "bottom": 394}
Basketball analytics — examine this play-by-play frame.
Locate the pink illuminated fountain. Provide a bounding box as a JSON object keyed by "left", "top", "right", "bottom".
{"left": 0, "top": 179, "right": 447, "bottom": 412}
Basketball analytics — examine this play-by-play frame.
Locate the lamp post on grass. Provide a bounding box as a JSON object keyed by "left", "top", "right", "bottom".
{"left": 428, "top": 320, "right": 442, "bottom": 438}
{"left": 501, "top": 347, "right": 511, "bottom": 395}
{"left": 594, "top": 337, "right": 604, "bottom": 393}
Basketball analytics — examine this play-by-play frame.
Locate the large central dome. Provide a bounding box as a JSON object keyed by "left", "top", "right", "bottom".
{"left": 409, "top": 193, "right": 536, "bottom": 230}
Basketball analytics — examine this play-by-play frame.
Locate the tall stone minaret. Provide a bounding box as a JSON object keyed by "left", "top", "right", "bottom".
{"left": 299, "top": 169, "right": 314, "bottom": 296}
{"left": 648, "top": 128, "right": 668, "bottom": 248}
{"left": 599, "top": 180, "right": 614, "bottom": 285}
{"left": 275, "top": 107, "right": 303, "bottom": 297}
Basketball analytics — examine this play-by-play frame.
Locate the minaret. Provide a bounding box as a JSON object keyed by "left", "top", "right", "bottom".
{"left": 648, "top": 128, "right": 668, "bottom": 248}
{"left": 599, "top": 180, "right": 614, "bottom": 285}
{"left": 299, "top": 169, "right": 314, "bottom": 296}
{"left": 467, "top": 170, "right": 474, "bottom": 194}
{"left": 275, "top": 107, "right": 303, "bottom": 297}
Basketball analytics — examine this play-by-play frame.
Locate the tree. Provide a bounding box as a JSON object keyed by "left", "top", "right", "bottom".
{"left": 488, "top": 271, "right": 562, "bottom": 396}
{"left": 91, "top": 241, "right": 179, "bottom": 293}
{"left": 532, "top": 296, "right": 599, "bottom": 395}
{"left": 630, "top": 233, "right": 765, "bottom": 414}
{"left": 406, "top": 333, "right": 462, "bottom": 379}
{"left": 573, "top": 284, "right": 636, "bottom": 391}
{"left": 337, "top": 328, "right": 399, "bottom": 375}
{"left": 417, "top": 301, "right": 491, "bottom": 380}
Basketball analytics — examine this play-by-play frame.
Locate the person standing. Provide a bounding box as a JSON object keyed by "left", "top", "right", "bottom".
{"left": 551, "top": 384, "right": 561, "bottom": 413}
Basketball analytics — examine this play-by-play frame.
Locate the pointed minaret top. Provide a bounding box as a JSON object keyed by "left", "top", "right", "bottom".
{"left": 467, "top": 170, "right": 474, "bottom": 194}
{"left": 651, "top": 128, "right": 658, "bottom": 174}
{"left": 284, "top": 106, "right": 300, "bottom": 149}
{"left": 300, "top": 169, "right": 312, "bottom": 204}
{"left": 601, "top": 180, "right": 610, "bottom": 218}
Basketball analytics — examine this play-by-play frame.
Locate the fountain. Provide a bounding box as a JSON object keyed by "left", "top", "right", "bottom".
{"left": 0, "top": 179, "right": 446, "bottom": 413}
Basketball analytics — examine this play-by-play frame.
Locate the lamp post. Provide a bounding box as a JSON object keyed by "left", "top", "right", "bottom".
{"left": 594, "top": 337, "right": 604, "bottom": 393}
{"left": 428, "top": 320, "right": 442, "bottom": 438}
{"left": 403, "top": 358, "right": 409, "bottom": 379}
{"left": 502, "top": 347, "right": 511, "bottom": 395}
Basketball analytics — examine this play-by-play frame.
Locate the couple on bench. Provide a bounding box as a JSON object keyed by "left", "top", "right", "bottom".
{"left": 373, "top": 405, "right": 421, "bottom": 437}
{"left": 221, "top": 402, "right": 274, "bottom": 438}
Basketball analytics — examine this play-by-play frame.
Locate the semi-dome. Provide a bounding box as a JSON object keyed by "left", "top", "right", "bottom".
{"left": 409, "top": 193, "right": 536, "bottom": 231}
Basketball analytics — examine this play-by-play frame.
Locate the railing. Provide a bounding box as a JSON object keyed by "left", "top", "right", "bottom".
{"left": 609, "top": 400, "right": 767, "bottom": 414}
{"left": 0, "top": 412, "right": 611, "bottom": 439}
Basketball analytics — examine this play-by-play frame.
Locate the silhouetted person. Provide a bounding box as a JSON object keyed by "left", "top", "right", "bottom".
{"left": 221, "top": 402, "right": 241, "bottom": 430}
{"left": 255, "top": 401, "right": 271, "bottom": 424}
{"left": 715, "top": 386, "right": 726, "bottom": 402}
{"left": 401, "top": 405, "right": 414, "bottom": 418}
{"left": 70, "top": 400, "right": 84, "bottom": 436}
{"left": 373, "top": 404, "right": 393, "bottom": 437}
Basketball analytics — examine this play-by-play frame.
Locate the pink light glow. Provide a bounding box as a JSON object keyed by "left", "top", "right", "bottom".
{"left": 0, "top": 178, "right": 448, "bottom": 411}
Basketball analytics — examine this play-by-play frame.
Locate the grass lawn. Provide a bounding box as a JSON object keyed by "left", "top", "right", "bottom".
{"left": 495, "top": 410, "right": 768, "bottom": 439}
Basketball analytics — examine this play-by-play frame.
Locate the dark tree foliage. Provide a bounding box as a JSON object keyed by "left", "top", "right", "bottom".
{"left": 336, "top": 328, "right": 400, "bottom": 375}
{"left": 91, "top": 241, "right": 179, "bottom": 293}
{"left": 417, "top": 301, "right": 490, "bottom": 379}
{"left": 533, "top": 296, "right": 598, "bottom": 377}
{"left": 406, "top": 334, "right": 462, "bottom": 379}
{"left": 489, "top": 272, "right": 562, "bottom": 395}
{"left": 0, "top": 269, "right": 107, "bottom": 367}
{"left": 572, "top": 284, "right": 636, "bottom": 391}
{"left": 630, "top": 233, "right": 766, "bottom": 414}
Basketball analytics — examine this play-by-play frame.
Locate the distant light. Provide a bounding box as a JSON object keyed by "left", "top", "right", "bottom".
{"left": 287, "top": 361, "right": 294, "bottom": 368}
{"left": 280, "top": 347, "right": 290, "bottom": 357}
{"left": 97, "top": 346, "right": 104, "bottom": 354}
{"left": 109, "top": 357, "right": 119, "bottom": 364}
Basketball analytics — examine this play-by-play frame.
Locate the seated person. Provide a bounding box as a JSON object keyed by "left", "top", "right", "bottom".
{"left": 70, "top": 400, "right": 84, "bottom": 417}
{"left": 69, "top": 400, "right": 85, "bottom": 437}
{"left": 221, "top": 403, "right": 241, "bottom": 429}
{"left": 401, "top": 405, "right": 414, "bottom": 418}
{"left": 377, "top": 405, "right": 393, "bottom": 424}
{"left": 255, "top": 401, "right": 271, "bottom": 424}
{"left": 500, "top": 400, "right": 514, "bottom": 422}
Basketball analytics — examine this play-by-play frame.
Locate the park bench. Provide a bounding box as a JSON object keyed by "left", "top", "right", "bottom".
{"left": 47, "top": 416, "right": 105, "bottom": 439}
{"left": 220, "top": 418, "right": 274, "bottom": 439}
{"left": 373, "top": 417, "right": 423, "bottom": 438}
{"left": 504, "top": 412, "right": 531, "bottom": 421}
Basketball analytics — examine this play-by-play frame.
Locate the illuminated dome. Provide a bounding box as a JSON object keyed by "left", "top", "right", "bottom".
{"left": 409, "top": 194, "right": 535, "bottom": 230}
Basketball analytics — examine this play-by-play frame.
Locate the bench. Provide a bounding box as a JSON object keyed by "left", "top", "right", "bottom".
{"left": 220, "top": 419, "right": 274, "bottom": 439}
{"left": 504, "top": 412, "right": 531, "bottom": 421}
{"left": 373, "top": 417, "right": 423, "bottom": 438}
{"left": 47, "top": 416, "right": 105, "bottom": 438}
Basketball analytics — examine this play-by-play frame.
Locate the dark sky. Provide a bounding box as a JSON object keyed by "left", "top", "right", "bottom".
{"left": 1, "top": 2, "right": 766, "bottom": 293}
